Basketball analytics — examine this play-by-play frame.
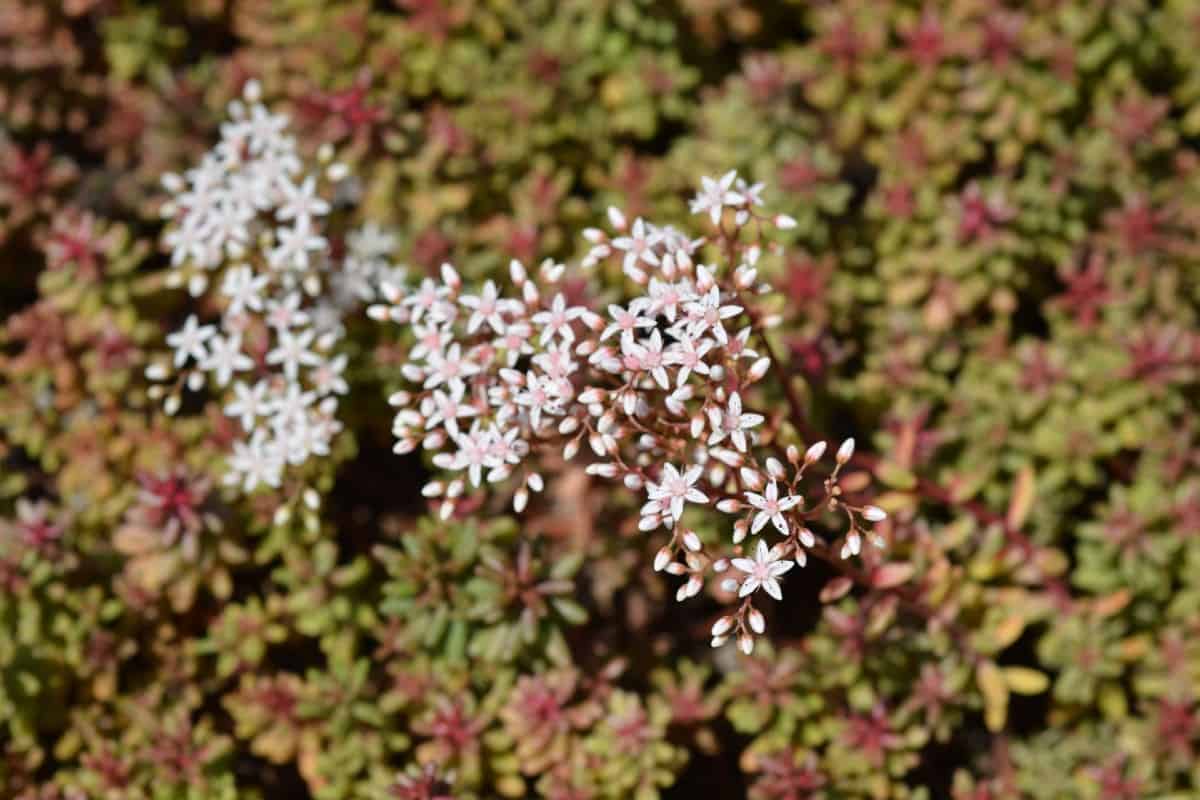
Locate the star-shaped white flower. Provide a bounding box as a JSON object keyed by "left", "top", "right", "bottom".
{"left": 221, "top": 265, "right": 270, "bottom": 316}
{"left": 202, "top": 332, "right": 254, "bottom": 387}
{"left": 684, "top": 286, "right": 742, "bottom": 345}
{"left": 166, "top": 314, "right": 216, "bottom": 368}
{"left": 276, "top": 175, "right": 330, "bottom": 226}
{"left": 646, "top": 463, "right": 709, "bottom": 522}
{"left": 611, "top": 217, "right": 662, "bottom": 278}
{"left": 707, "top": 392, "right": 764, "bottom": 452}
{"left": 459, "top": 279, "right": 507, "bottom": 334}
{"left": 665, "top": 334, "right": 713, "bottom": 387}
{"left": 531, "top": 293, "right": 585, "bottom": 346}
{"left": 601, "top": 303, "right": 655, "bottom": 344}
{"left": 744, "top": 480, "right": 802, "bottom": 536}
{"left": 690, "top": 170, "right": 744, "bottom": 225}
{"left": 266, "top": 327, "right": 320, "bottom": 381}
{"left": 732, "top": 539, "right": 794, "bottom": 600}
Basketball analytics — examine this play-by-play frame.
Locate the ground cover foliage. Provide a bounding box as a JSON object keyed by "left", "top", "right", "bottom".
{"left": 2, "top": 1, "right": 1200, "bottom": 798}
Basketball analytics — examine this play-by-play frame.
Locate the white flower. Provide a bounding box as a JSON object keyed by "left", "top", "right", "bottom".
{"left": 202, "top": 332, "right": 254, "bottom": 387}
{"left": 684, "top": 286, "right": 742, "bottom": 345}
{"left": 459, "top": 280, "right": 508, "bottom": 334}
{"left": 601, "top": 303, "right": 655, "bottom": 344}
{"left": 707, "top": 392, "right": 764, "bottom": 452}
{"left": 514, "top": 373, "right": 567, "bottom": 429}
{"left": 424, "top": 342, "right": 480, "bottom": 392}
{"left": 531, "top": 293, "right": 585, "bottom": 345}
{"left": 226, "top": 430, "right": 283, "bottom": 491}
{"left": 276, "top": 175, "right": 331, "bottom": 226}
{"left": 610, "top": 217, "right": 662, "bottom": 277}
{"left": 648, "top": 278, "right": 692, "bottom": 323}
{"left": 731, "top": 539, "right": 794, "bottom": 600}
{"left": 626, "top": 329, "right": 670, "bottom": 390}
{"left": 166, "top": 314, "right": 216, "bottom": 368}
{"left": 404, "top": 278, "right": 450, "bottom": 324}
{"left": 265, "top": 292, "right": 310, "bottom": 330}
{"left": 443, "top": 425, "right": 498, "bottom": 487}
{"left": 420, "top": 384, "right": 478, "bottom": 438}
{"left": 221, "top": 265, "right": 269, "bottom": 316}
{"left": 735, "top": 177, "right": 765, "bottom": 207}
{"left": 269, "top": 218, "right": 326, "bottom": 272}
{"left": 266, "top": 328, "right": 320, "bottom": 381}
{"left": 744, "top": 480, "right": 802, "bottom": 535}
{"left": 310, "top": 353, "right": 349, "bottom": 396}
{"left": 225, "top": 380, "right": 270, "bottom": 431}
{"left": 646, "top": 463, "right": 709, "bottom": 522}
{"left": 665, "top": 334, "right": 713, "bottom": 387}
{"left": 690, "top": 170, "right": 744, "bottom": 225}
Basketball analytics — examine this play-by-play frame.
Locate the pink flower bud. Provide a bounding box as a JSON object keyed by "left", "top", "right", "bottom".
{"left": 747, "top": 607, "right": 765, "bottom": 634}
{"left": 440, "top": 262, "right": 461, "bottom": 290}
{"left": 682, "top": 530, "right": 702, "bottom": 552}
{"left": 654, "top": 547, "right": 672, "bottom": 572}
{"left": 747, "top": 356, "right": 770, "bottom": 381}
{"left": 862, "top": 505, "right": 887, "bottom": 522}
{"left": 836, "top": 438, "right": 855, "bottom": 464}
{"left": 711, "top": 615, "right": 734, "bottom": 637}
{"left": 804, "top": 441, "right": 827, "bottom": 463}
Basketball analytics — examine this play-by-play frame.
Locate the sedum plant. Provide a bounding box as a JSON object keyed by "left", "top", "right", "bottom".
{"left": 2, "top": 1, "right": 1200, "bottom": 799}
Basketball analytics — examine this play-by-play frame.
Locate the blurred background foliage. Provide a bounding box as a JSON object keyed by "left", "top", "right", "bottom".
{"left": 2, "top": 0, "right": 1200, "bottom": 798}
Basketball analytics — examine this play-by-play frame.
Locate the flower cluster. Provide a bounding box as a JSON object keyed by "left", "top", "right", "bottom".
{"left": 147, "top": 82, "right": 398, "bottom": 493}
{"left": 377, "top": 172, "right": 886, "bottom": 650}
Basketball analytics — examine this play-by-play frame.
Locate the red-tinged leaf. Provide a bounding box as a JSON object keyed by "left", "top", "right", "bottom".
{"left": 1006, "top": 466, "right": 1035, "bottom": 531}
{"left": 1093, "top": 589, "right": 1130, "bottom": 618}
{"left": 871, "top": 562, "right": 915, "bottom": 589}
{"left": 820, "top": 576, "right": 854, "bottom": 603}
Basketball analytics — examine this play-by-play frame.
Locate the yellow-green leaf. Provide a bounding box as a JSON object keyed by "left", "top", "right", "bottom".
{"left": 977, "top": 660, "right": 1009, "bottom": 732}
{"left": 1006, "top": 466, "right": 1035, "bottom": 530}
{"left": 1002, "top": 666, "right": 1049, "bottom": 695}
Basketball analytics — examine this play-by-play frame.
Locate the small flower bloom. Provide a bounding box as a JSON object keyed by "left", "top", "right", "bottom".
{"left": 744, "top": 480, "right": 803, "bottom": 535}
{"left": 732, "top": 539, "right": 794, "bottom": 600}
{"left": 690, "top": 170, "right": 745, "bottom": 225}
{"left": 707, "top": 392, "right": 764, "bottom": 452}
{"left": 646, "top": 463, "right": 709, "bottom": 522}
{"left": 531, "top": 293, "right": 585, "bottom": 345}
{"left": 166, "top": 314, "right": 216, "bottom": 368}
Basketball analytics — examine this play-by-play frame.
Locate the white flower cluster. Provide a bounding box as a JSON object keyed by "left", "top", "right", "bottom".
{"left": 378, "top": 170, "right": 886, "bottom": 652}
{"left": 149, "top": 81, "right": 399, "bottom": 493}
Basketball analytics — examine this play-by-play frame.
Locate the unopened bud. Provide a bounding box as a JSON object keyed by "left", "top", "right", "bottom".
{"left": 862, "top": 505, "right": 887, "bottom": 522}
{"left": 654, "top": 547, "right": 672, "bottom": 572}
{"left": 711, "top": 616, "right": 734, "bottom": 637}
